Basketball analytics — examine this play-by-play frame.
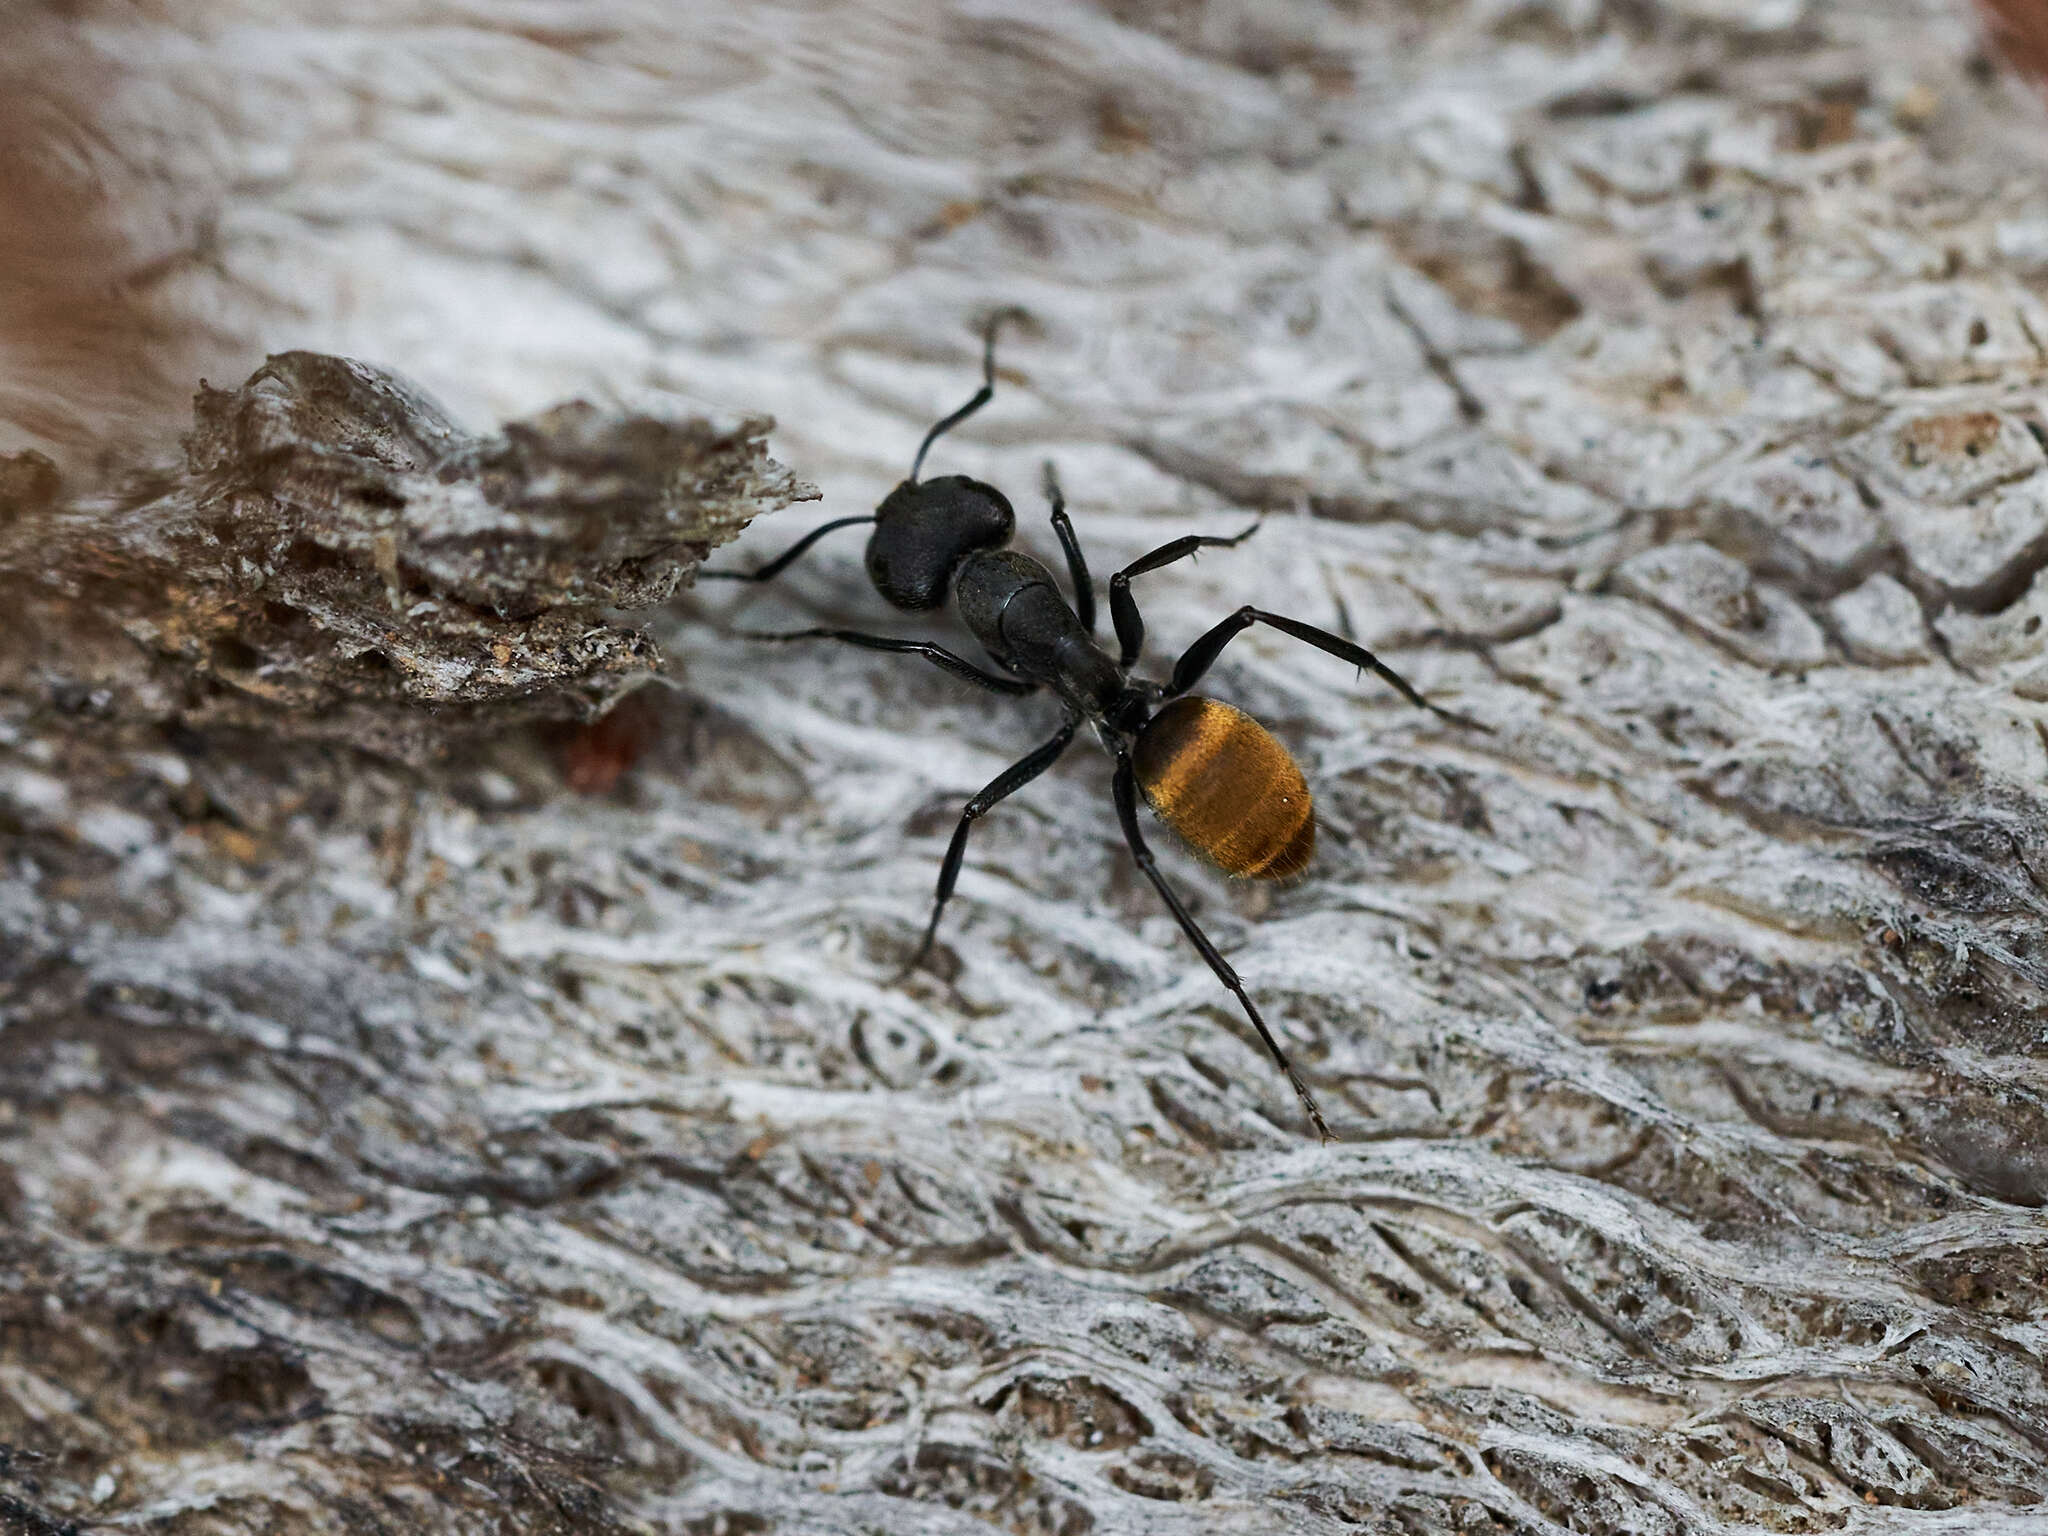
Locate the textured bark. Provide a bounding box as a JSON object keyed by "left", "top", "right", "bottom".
{"left": 0, "top": 352, "right": 812, "bottom": 758}
{"left": 5, "top": 2, "right": 2048, "bottom": 1534}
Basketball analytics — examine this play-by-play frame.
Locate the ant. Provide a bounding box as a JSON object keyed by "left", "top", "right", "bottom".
{"left": 703, "top": 312, "right": 1480, "bottom": 1140}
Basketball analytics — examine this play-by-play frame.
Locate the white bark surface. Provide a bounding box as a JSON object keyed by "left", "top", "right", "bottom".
{"left": 5, "top": 2, "right": 2048, "bottom": 1533}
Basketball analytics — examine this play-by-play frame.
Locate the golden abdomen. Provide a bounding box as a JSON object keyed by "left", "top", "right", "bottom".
{"left": 1133, "top": 696, "right": 1314, "bottom": 880}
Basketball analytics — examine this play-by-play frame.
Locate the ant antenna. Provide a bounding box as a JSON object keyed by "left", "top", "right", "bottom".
{"left": 908, "top": 307, "right": 1027, "bottom": 484}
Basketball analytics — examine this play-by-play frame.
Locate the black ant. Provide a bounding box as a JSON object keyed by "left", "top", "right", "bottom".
{"left": 703, "top": 312, "right": 1480, "bottom": 1140}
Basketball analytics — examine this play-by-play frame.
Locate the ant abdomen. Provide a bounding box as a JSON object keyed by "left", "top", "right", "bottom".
{"left": 1134, "top": 696, "right": 1316, "bottom": 881}
{"left": 866, "top": 474, "right": 1014, "bottom": 610}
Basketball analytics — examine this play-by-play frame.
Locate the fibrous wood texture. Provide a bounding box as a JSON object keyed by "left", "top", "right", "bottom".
{"left": 0, "top": 351, "right": 812, "bottom": 759}
{"left": 6, "top": 2, "right": 2048, "bottom": 1534}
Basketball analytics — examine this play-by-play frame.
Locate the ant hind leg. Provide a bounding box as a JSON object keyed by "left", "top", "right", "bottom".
{"left": 1110, "top": 755, "right": 1332, "bottom": 1142}
{"left": 1167, "top": 606, "right": 1485, "bottom": 729}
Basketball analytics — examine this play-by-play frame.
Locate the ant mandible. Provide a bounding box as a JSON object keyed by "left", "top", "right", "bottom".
{"left": 703, "top": 312, "right": 1480, "bottom": 1141}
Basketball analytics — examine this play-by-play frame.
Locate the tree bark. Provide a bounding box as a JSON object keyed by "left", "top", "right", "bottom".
{"left": 5, "top": 2, "right": 2048, "bottom": 1533}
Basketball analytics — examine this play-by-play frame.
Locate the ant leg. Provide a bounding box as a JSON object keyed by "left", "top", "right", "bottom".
{"left": 1043, "top": 462, "right": 1095, "bottom": 634}
{"left": 904, "top": 715, "right": 1079, "bottom": 974}
{"left": 697, "top": 515, "right": 876, "bottom": 584}
{"left": 1167, "top": 606, "right": 1483, "bottom": 729}
{"left": 909, "top": 307, "right": 1028, "bottom": 483}
{"left": 1111, "top": 755, "right": 1331, "bottom": 1142}
{"left": 736, "top": 628, "right": 1036, "bottom": 695}
{"left": 1107, "top": 524, "right": 1260, "bottom": 667}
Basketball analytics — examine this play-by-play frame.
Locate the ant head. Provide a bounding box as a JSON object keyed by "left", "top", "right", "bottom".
{"left": 865, "top": 475, "right": 1014, "bottom": 610}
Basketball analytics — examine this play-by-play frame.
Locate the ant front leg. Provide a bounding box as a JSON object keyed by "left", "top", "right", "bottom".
{"left": 1107, "top": 523, "right": 1260, "bottom": 667}
{"left": 1043, "top": 462, "right": 1095, "bottom": 634}
{"left": 1110, "top": 755, "right": 1331, "bottom": 1142}
{"left": 903, "top": 715, "right": 1078, "bottom": 975}
{"left": 1167, "top": 607, "right": 1484, "bottom": 729}
{"left": 736, "top": 628, "right": 1037, "bottom": 695}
